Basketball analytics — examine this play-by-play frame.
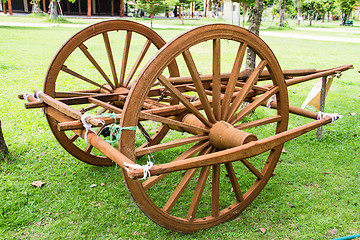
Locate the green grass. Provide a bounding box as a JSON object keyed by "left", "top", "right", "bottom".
{"left": 0, "top": 18, "right": 359, "bottom": 239}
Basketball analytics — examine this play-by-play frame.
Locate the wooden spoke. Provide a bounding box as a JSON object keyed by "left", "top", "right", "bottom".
{"left": 69, "top": 133, "right": 79, "bottom": 142}
{"left": 211, "top": 164, "right": 220, "bottom": 217}
{"left": 61, "top": 65, "right": 113, "bottom": 92}
{"left": 136, "top": 135, "right": 209, "bottom": 157}
{"left": 230, "top": 86, "right": 279, "bottom": 124}
{"left": 163, "top": 168, "right": 199, "bottom": 213}
{"left": 212, "top": 38, "right": 221, "bottom": 121}
{"left": 78, "top": 43, "right": 116, "bottom": 89}
{"left": 221, "top": 43, "right": 247, "bottom": 120}
{"left": 124, "top": 39, "right": 152, "bottom": 87}
{"left": 234, "top": 115, "right": 282, "bottom": 130}
{"left": 225, "top": 163, "right": 244, "bottom": 202}
{"left": 80, "top": 104, "right": 99, "bottom": 113}
{"left": 240, "top": 159, "right": 264, "bottom": 180}
{"left": 182, "top": 50, "right": 216, "bottom": 123}
{"left": 88, "top": 97, "right": 123, "bottom": 114}
{"left": 137, "top": 122, "right": 152, "bottom": 142}
{"left": 85, "top": 144, "right": 93, "bottom": 153}
{"left": 103, "top": 32, "right": 119, "bottom": 87}
{"left": 163, "top": 146, "right": 212, "bottom": 214}
{"left": 55, "top": 91, "right": 99, "bottom": 98}
{"left": 187, "top": 165, "right": 211, "bottom": 221}
{"left": 143, "top": 141, "right": 209, "bottom": 191}
{"left": 225, "top": 60, "right": 267, "bottom": 121}
{"left": 158, "top": 75, "right": 212, "bottom": 128}
{"left": 119, "top": 31, "right": 132, "bottom": 87}
{"left": 140, "top": 111, "right": 209, "bottom": 134}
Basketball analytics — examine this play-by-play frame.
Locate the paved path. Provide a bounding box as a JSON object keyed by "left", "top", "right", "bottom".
{"left": 1, "top": 20, "right": 359, "bottom": 43}
{"left": 260, "top": 31, "right": 360, "bottom": 43}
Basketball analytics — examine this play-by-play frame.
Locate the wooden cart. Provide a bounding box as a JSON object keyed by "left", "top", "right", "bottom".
{"left": 21, "top": 20, "right": 353, "bottom": 233}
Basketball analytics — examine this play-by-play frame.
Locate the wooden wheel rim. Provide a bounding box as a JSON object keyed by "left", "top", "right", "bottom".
{"left": 44, "top": 20, "right": 179, "bottom": 166}
{"left": 121, "top": 24, "right": 289, "bottom": 232}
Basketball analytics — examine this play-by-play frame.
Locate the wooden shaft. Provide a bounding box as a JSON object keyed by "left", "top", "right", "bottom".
{"left": 128, "top": 116, "right": 335, "bottom": 179}
{"left": 284, "top": 64, "right": 352, "bottom": 87}
{"left": 262, "top": 99, "right": 318, "bottom": 119}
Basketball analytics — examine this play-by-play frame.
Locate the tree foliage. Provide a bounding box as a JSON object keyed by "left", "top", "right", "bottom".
{"left": 137, "top": 0, "right": 167, "bottom": 27}
{"left": 337, "top": 0, "right": 358, "bottom": 24}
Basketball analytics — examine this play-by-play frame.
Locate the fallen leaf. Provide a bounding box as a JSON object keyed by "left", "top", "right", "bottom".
{"left": 30, "top": 181, "right": 45, "bottom": 188}
{"left": 305, "top": 145, "right": 308, "bottom": 148}
{"left": 350, "top": 113, "right": 356, "bottom": 116}
{"left": 354, "top": 202, "right": 357, "bottom": 206}
{"left": 259, "top": 228, "right": 266, "bottom": 234}
{"left": 90, "top": 184, "right": 97, "bottom": 188}
{"left": 100, "top": 183, "right": 105, "bottom": 187}
{"left": 290, "top": 205, "right": 295, "bottom": 208}
{"left": 231, "top": 229, "right": 235, "bottom": 232}
{"left": 323, "top": 172, "right": 330, "bottom": 175}
{"left": 327, "top": 228, "right": 337, "bottom": 236}
{"left": 230, "top": 187, "right": 234, "bottom": 193}
{"left": 282, "top": 148, "right": 287, "bottom": 153}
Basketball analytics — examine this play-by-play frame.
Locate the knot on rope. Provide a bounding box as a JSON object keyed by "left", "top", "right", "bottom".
{"left": 266, "top": 94, "right": 276, "bottom": 109}
{"left": 125, "top": 160, "right": 154, "bottom": 180}
{"left": 99, "top": 113, "right": 136, "bottom": 145}
{"left": 35, "top": 91, "right": 44, "bottom": 101}
{"left": 81, "top": 114, "right": 96, "bottom": 144}
{"left": 317, "top": 111, "right": 343, "bottom": 123}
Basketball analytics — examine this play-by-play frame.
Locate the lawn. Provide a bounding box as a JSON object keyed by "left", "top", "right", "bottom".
{"left": 0, "top": 16, "right": 359, "bottom": 239}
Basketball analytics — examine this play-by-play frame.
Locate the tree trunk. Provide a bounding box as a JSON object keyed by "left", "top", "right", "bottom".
{"left": 309, "top": 14, "right": 312, "bottom": 26}
{"left": 66, "top": 0, "right": 70, "bottom": 15}
{"left": 204, "top": 0, "right": 207, "bottom": 17}
{"left": 78, "top": 0, "right": 81, "bottom": 16}
{"left": 0, "top": 120, "right": 8, "bottom": 157}
{"left": 278, "top": 0, "right": 284, "bottom": 27}
{"left": 246, "top": 0, "right": 264, "bottom": 69}
{"left": 297, "top": 0, "right": 301, "bottom": 26}
{"left": 42, "top": 0, "right": 46, "bottom": 13}
{"left": 3, "top": 2, "right": 7, "bottom": 14}
{"left": 211, "top": 0, "right": 218, "bottom": 18}
{"left": 49, "top": 0, "right": 59, "bottom": 19}
{"left": 119, "top": 0, "right": 124, "bottom": 17}
{"left": 242, "top": 2, "right": 246, "bottom": 27}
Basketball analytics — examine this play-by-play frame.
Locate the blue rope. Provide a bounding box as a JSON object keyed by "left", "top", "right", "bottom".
{"left": 333, "top": 235, "right": 360, "bottom": 240}
{"left": 100, "top": 113, "right": 136, "bottom": 144}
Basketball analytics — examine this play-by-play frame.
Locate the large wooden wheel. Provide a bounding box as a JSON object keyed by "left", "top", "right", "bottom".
{"left": 43, "top": 20, "right": 179, "bottom": 166}
{"left": 120, "top": 24, "right": 289, "bottom": 232}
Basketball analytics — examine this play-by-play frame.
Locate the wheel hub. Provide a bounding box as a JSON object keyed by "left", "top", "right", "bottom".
{"left": 209, "top": 121, "right": 257, "bottom": 149}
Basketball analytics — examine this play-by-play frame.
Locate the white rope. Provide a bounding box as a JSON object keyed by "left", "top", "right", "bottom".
{"left": 80, "top": 114, "right": 105, "bottom": 144}
{"left": 125, "top": 159, "right": 153, "bottom": 180}
{"left": 317, "top": 111, "right": 343, "bottom": 123}
{"left": 81, "top": 114, "right": 95, "bottom": 144}
{"left": 22, "top": 92, "right": 34, "bottom": 102}
{"left": 266, "top": 94, "right": 276, "bottom": 109}
{"left": 35, "top": 91, "right": 43, "bottom": 101}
